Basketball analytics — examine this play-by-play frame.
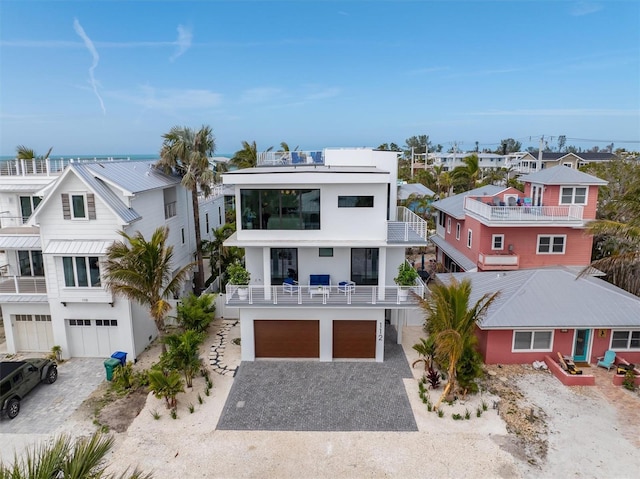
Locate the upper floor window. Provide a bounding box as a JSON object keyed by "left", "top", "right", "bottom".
{"left": 611, "top": 330, "right": 640, "bottom": 350}
{"left": 560, "top": 187, "right": 587, "bottom": 205}
{"left": 447, "top": 218, "right": 451, "bottom": 234}
{"left": 455, "top": 223, "right": 460, "bottom": 240}
{"left": 20, "top": 196, "right": 42, "bottom": 223}
{"left": 338, "top": 196, "right": 374, "bottom": 208}
{"left": 467, "top": 229, "right": 472, "bottom": 248}
{"left": 63, "top": 256, "right": 101, "bottom": 287}
{"left": 537, "top": 235, "right": 566, "bottom": 254}
{"left": 163, "top": 187, "right": 177, "bottom": 219}
{"left": 492, "top": 234, "right": 504, "bottom": 250}
{"left": 61, "top": 193, "right": 96, "bottom": 220}
{"left": 438, "top": 211, "right": 446, "bottom": 228}
{"left": 240, "top": 189, "right": 320, "bottom": 230}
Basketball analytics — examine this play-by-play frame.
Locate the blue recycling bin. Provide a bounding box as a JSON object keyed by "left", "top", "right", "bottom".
{"left": 110, "top": 351, "right": 127, "bottom": 367}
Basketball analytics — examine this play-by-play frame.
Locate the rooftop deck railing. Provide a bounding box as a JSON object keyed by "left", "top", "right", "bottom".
{"left": 464, "top": 197, "right": 583, "bottom": 222}
{"left": 225, "top": 282, "right": 425, "bottom": 307}
{"left": 257, "top": 150, "right": 324, "bottom": 166}
{"left": 0, "top": 157, "right": 134, "bottom": 177}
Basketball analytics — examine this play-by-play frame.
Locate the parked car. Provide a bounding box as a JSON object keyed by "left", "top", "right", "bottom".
{"left": 0, "top": 358, "right": 58, "bottom": 419}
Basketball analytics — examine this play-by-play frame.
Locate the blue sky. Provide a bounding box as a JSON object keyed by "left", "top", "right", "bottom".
{"left": 1, "top": 0, "right": 639, "bottom": 156}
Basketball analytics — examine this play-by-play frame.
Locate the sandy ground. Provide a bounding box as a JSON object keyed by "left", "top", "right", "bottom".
{"left": 3, "top": 321, "right": 640, "bottom": 478}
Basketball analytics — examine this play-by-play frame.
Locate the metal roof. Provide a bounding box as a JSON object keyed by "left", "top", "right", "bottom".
{"left": 0, "top": 295, "right": 48, "bottom": 303}
{"left": 398, "top": 183, "right": 436, "bottom": 200}
{"left": 0, "top": 235, "right": 41, "bottom": 249}
{"left": 431, "top": 185, "right": 504, "bottom": 219}
{"left": 0, "top": 184, "right": 50, "bottom": 192}
{"left": 519, "top": 166, "right": 607, "bottom": 185}
{"left": 436, "top": 269, "right": 640, "bottom": 329}
{"left": 44, "top": 240, "right": 112, "bottom": 255}
{"left": 83, "top": 161, "right": 181, "bottom": 194}
{"left": 429, "top": 235, "right": 477, "bottom": 271}
{"left": 71, "top": 164, "right": 142, "bottom": 224}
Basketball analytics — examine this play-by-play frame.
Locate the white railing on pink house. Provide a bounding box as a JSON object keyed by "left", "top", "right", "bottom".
{"left": 464, "top": 197, "right": 583, "bottom": 222}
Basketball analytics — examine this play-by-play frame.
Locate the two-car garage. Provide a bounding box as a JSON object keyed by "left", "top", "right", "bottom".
{"left": 248, "top": 309, "right": 382, "bottom": 361}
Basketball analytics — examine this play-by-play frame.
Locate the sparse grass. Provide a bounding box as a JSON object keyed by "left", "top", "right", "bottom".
{"left": 464, "top": 409, "right": 471, "bottom": 420}
{"left": 188, "top": 403, "right": 195, "bottom": 414}
{"left": 452, "top": 413, "right": 463, "bottom": 420}
{"left": 437, "top": 409, "right": 444, "bottom": 418}
{"left": 204, "top": 387, "right": 210, "bottom": 396}
{"left": 481, "top": 400, "right": 488, "bottom": 411}
{"left": 150, "top": 409, "right": 161, "bottom": 420}
{"left": 170, "top": 408, "right": 177, "bottom": 419}
{"left": 198, "top": 393, "right": 203, "bottom": 404}
{"left": 231, "top": 338, "right": 241, "bottom": 346}
{"left": 476, "top": 407, "right": 483, "bottom": 417}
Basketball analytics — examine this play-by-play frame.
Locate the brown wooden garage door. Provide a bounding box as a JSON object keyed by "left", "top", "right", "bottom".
{"left": 254, "top": 320, "right": 319, "bottom": 358}
{"left": 333, "top": 320, "right": 376, "bottom": 359}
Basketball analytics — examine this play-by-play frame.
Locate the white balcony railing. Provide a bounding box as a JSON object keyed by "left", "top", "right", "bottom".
{"left": 0, "top": 276, "right": 47, "bottom": 295}
{"left": 225, "top": 282, "right": 425, "bottom": 307}
{"left": 464, "top": 197, "right": 583, "bottom": 223}
{"left": 0, "top": 157, "right": 133, "bottom": 177}
{"left": 257, "top": 150, "right": 324, "bottom": 166}
{"left": 387, "top": 207, "right": 429, "bottom": 243}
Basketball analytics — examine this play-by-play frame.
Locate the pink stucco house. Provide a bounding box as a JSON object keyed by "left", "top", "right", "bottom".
{"left": 430, "top": 167, "right": 640, "bottom": 368}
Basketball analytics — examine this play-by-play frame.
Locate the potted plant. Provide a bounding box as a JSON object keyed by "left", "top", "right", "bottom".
{"left": 395, "top": 262, "right": 418, "bottom": 301}
{"left": 227, "top": 260, "right": 251, "bottom": 300}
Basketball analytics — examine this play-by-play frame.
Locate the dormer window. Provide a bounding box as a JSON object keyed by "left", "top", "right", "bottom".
{"left": 61, "top": 193, "right": 96, "bottom": 220}
{"left": 560, "top": 187, "right": 587, "bottom": 205}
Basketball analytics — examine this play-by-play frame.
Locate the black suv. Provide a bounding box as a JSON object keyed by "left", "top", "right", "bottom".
{"left": 0, "top": 358, "right": 58, "bottom": 419}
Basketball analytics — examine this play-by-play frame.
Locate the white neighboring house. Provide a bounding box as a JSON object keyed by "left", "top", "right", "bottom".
{"left": 222, "top": 147, "right": 430, "bottom": 363}
{"left": 0, "top": 159, "right": 225, "bottom": 360}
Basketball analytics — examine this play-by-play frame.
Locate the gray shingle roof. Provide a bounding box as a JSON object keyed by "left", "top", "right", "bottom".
{"left": 436, "top": 269, "right": 640, "bottom": 329}
{"left": 519, "top": 166, "right": 607, "bottom": 185}
{"left": 431, "top": 185, "right": 505, "bottom": 219}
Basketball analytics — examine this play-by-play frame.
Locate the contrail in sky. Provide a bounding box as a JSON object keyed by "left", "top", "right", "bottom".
{"left": 73, "top": 18, "right": 106, "bottom": 115}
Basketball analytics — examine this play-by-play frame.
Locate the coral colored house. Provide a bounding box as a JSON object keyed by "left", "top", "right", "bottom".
{"left": 430, "top": 166, "right": 607, "bottom": 273}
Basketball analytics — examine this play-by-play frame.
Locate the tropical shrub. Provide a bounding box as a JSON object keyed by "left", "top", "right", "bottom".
{"left": 176, "top": 293, "right": 216, "bottom": 332}
{"left": 148, "top": 369, "right": 184, "bottom": 409}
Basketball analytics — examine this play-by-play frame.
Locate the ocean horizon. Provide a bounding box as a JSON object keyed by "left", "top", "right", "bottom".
{"left": 0, "top": 153, "right": 233, "bottom": 161}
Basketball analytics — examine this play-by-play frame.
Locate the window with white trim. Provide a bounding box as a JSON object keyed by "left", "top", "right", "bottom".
{"left": 492, "top": 234, "right": 504, "bottom": 250}
{"left": 447, "top": 217, "right": 451, "bottom": 234}
{"left": 560, "top": 186, "right": 587, "bottom": 205}
{"left": 71, "top": 194, "right": 87, "bottom": 219}
{"left": 455, "top": 223, "right": 460, "bottom": 240}
{"left": 537, "top": 235, "right": 566, "bottom": 254}
{"left": 467, "top": 229, "right": 472, "bottom": 248}
{"left": 513, "top": 330, "right": 553, "bottom": 351}
{"left": 611, "top": 330, "right": 640, "bottom": 350}
{"left": 62, "top": 256, "right": 101, "bottom": 287}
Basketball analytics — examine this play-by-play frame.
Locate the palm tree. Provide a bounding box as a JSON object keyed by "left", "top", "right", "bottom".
{"left": 580, "top": 192, "right": 640, "bottom": 296}
{"left": 103, "top": 226, "right": 193, "bottom": 336}
{"left": 0, "top": 432, "right": 151, "bottom": 478}
{"left": 157, "top": 125, "right": 216, "bottom": 294}
{"left": 229, "top": 140, "right": 272, "bottom": 169}
{"left": 201, "top": 223, "right": 241, "bottom": 284}
{"left": 451, "top": 153, "right": 480, "bottom": 192}
{"left": 16, "top": 145, "right": 53, "bottom": 160}
{"left": 162, "top": 330, "right": 204, "bottom": 387}
{"left": 148, "top": 369, "right": 184, "bottom": 409}
{"left": 420, "top": 277, "right": 499, "bottom": 410}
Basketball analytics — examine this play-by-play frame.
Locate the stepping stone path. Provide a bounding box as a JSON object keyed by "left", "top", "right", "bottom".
{"left": 209, "top": 319, "right": 239, "bottom": 376}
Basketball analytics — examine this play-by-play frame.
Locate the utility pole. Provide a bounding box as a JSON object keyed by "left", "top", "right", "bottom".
{"left": 537, "top": 136, "right": 544, "bottom": 172}
{"left": 410, "top": 146, "right": 414, "bottom": 179}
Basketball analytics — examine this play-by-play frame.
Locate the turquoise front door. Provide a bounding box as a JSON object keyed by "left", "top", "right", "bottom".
{"left": 573, "top": 329, "right": 590, "bottom": 362}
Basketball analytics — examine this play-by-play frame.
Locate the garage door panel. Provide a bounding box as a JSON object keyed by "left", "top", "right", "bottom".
{"left": 255, "top": 320, "right": 319, "bottom": 358}
{"left": 14, "top": 314, "right": 53, "bottom": 352}
{"left": 333, "top": 320, "right": 376, "bottom": 359}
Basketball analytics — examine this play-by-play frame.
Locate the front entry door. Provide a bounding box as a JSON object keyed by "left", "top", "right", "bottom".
{"left": 573, "top": 329, "right": 590, "bottom": 362}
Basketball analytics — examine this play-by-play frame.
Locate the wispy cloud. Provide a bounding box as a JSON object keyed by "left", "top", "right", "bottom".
{"left": 406, "top": 66, "right": 449, "bottom": 75}
{"left": 73, "top": 18, "right": 106, "bottom": 115}
{"left": 240, "top": 87, "right": 285, "bottom": 104}
{"left": 170, "top": 25, "right": 192, "bottom": 62}
{"left": 338, "top": 11, "right": 349, "bottom": 16}
{"left": 570, "top": 1, "right": 603, "bottom": 16}
{"left": 111, "top": 86, "right": 222, "bottom": 111}
{"left": 469, "top": 108, "right": 636, "bottom": 117}
{"left": 303, "top": 86, "right": 341, "bottom": 101}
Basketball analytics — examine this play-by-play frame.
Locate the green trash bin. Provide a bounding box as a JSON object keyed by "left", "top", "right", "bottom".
{"left": 104, "top": 358, "right": 121, "bottom": 381}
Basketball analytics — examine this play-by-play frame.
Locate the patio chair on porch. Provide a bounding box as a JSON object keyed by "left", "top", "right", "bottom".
{"left": 282, "top": 277, "right": 299, "bottom": 295}
{"left": 596, "top": 350, "right": 616, "bottom": 371}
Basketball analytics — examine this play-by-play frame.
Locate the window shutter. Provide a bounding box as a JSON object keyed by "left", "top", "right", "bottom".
{"left": 61, "top": 194, "right": 71, "bottom": 220}
{"left": 87, "top": 193, "right": 96, "bottom": 219}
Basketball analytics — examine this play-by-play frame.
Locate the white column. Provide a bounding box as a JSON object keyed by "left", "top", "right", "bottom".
{"left": 378, "top": 247, "right": 387, "bottom": 301}
{"left": 375, "top": 318, "right": 385, "bottom": 362}
{"left": 240, "top": 315, "right": 255, "bottom": 361}
{"left": 319, "top": 318, "right": 332, "bottom": 362}
{"left": 263, "top": 247, "right": 271, "bottom": 300}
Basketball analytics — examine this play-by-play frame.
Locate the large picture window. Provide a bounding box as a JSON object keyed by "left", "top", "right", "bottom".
{"left": 63, "top": 256, "right": 101, "bottom": 287}
{"left": 513, "top": 330, "right": 553, "bottom": 351}
{"left": 240, "top": 189, "right": 320, "bottom": 230}
{"left": 611, "top": 330, "right": 640, "bottom": 350}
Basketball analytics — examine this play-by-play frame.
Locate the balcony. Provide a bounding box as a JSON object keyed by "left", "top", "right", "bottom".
{"left": 477, "top": 252, "right": 519, "bottom": 271}
{"left": 464, "top": 198, "right": 583, "bottom": 224}
{"left": 0, "top": 157, "right": 133, "bottom": 177}
{"left": 257, "top": 150, "right": 324, "bottom": 166}
{"left": 387, "top": 207, "right": 429, "bottom": 244}
{"left": 225, "top": 283, "right": 425, "bottom": 308}
{"left": 0, "top": 276, "right": 47, "bottom": 296}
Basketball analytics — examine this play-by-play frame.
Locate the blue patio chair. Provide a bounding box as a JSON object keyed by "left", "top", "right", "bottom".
{"left": 310, "top": 151, "right": 323, "bottom": 164}
{"left": 291, "top": 152, "right": 303, "bottom": 164}
{"left": 596, "top": 350, "right": 616, "bottom": 371}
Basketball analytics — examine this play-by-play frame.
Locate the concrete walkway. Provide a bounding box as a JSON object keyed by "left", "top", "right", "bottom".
{"left": 216, "top": 325, "right": 417, "bottom": 432}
